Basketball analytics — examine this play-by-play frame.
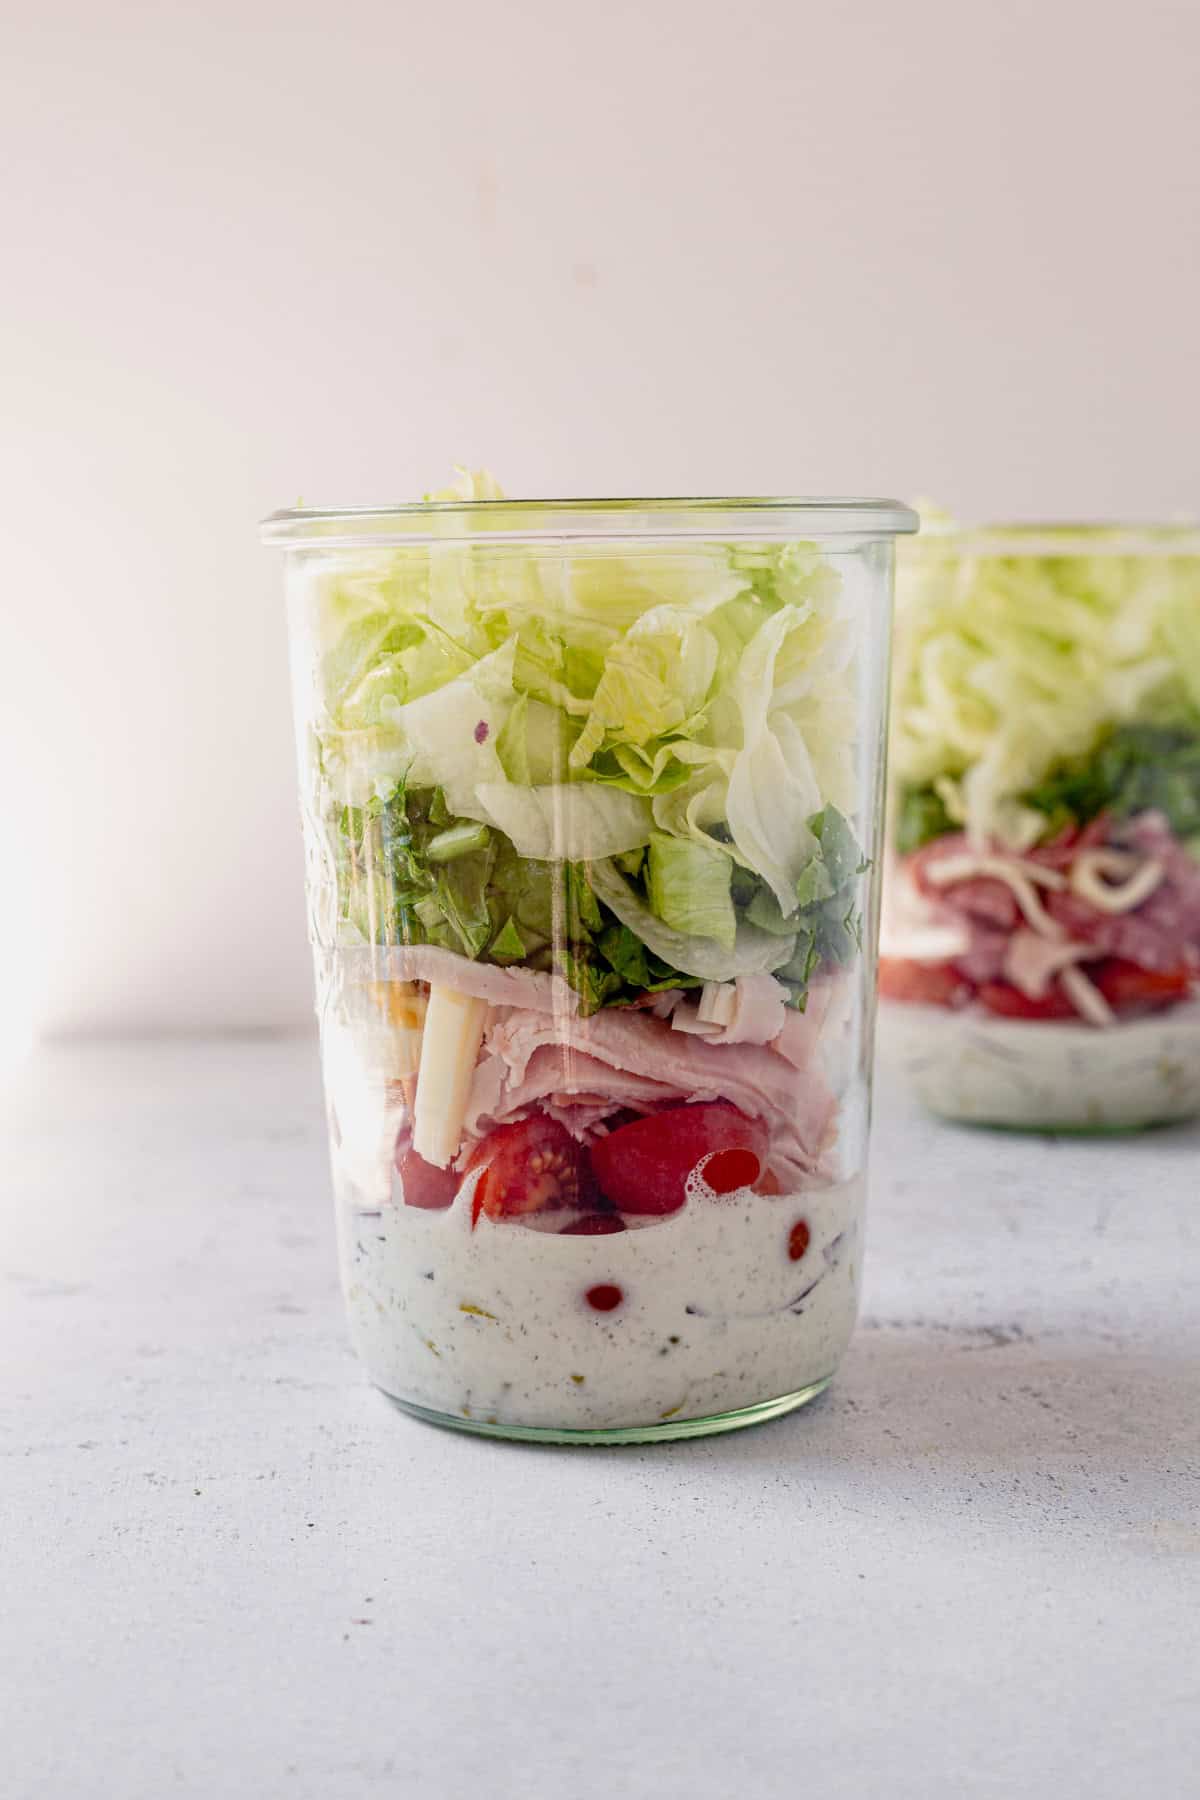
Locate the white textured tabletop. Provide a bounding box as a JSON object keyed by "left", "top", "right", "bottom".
{"left": 3, "top": 1035, "right": 1198, "bottom": 1800}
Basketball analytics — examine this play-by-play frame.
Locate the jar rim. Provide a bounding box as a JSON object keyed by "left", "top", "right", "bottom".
{"left": 905, "top": 519, "right": 1200, "bottom": 558}
{"left": 260, "top": 495, "right": 919, "bottom": 547}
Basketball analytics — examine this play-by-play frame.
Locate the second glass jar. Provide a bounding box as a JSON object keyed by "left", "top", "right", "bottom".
{"left": 882, "top": 521, "right": 1200, "bottom": 1131}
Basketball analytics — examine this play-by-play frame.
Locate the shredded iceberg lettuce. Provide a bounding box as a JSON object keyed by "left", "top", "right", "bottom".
{"left": 893, "top": 518, "right": 1200, "bottom": 845}
{"left": 310, "top": 471, "right": 867, "bottom": 1002}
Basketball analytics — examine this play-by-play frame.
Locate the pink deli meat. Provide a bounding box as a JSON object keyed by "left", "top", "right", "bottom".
{"left": 357, "top": 943, "right": 580, "bottom": 1014}
{"left": 668, "top": 974, "right": 788, "bottom": 1046}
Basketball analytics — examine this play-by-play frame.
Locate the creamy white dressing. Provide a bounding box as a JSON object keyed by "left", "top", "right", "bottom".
{"left": 880, "top": 999, "right": 1200, "bottom": 1129}
{"left": 334, "top": 1158, "right": 863, "bottom": 1432}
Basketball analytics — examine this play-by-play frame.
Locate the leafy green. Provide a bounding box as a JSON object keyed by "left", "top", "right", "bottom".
{"left": 589, "top": 858, "right": 796, "bottom": 982}
{"left": 466, "top": 781, "right": 653, "bottom": 861}
{"left": 896, "top": 721, "right": 1200, "bottom": 848}
{"left": 338, "top": 781, "right": 872, "bottom": 1013}
{"left": 1023, "top": 723, "right": 1200, "bottom": 840}
{"left": 495, "top": 694, "right": 580, "bottom": 784}
{"left": 559, "top": 953, "right": 624, "bottom": 1012}
{"left": 488, "top": 917, "right": 526, "bottom": 961}
{"left": 743, "top": 885, "right": 804, "bottom": 937}
{"left": 568, "top": 601, "right": 725, "bottom": 769}
{"left": 312, "top": 483, "right": 877, "bottom": 1004}
{"left": 892, "top": 783, "right": 955, "bottom": 854}
{"left": 723, "top": 601, "right": 852, "bottom": 914}
{"left": 808, "top": 804, "right": 868, "bottom": 887}
{"left": 511, "top": 618, "right": 605, "bottom": 718}
{"left": 339, "top": 779, "right": 700, "bottom": 1012}
{"left": 426, "top": 821, "right": 490, "bottom": 862}
{"left": 645, "top": 832, "right": 736, "bottom": 951}
{"left": 775, "top": 926, "right": 818, "bottom": 994}
{"left": 725, "top": 804, "right": 869, "bottom": 1006}
{"left": 311, "top": 514, "right": 858, "bottom": 910}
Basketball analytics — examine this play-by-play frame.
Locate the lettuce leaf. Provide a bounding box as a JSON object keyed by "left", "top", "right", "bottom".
{"left": 725, "top": 606, "right": 824, "bottom": 912}
{"left": 495, "top": 694, "right": 581, "bottom": 784}
{"left": 589, "top": 859, "right": 795, "bottom": 981}
{"left": 568, "top": 604, "right": 723, "bottom": 769}
{"left": 465, "top": 783, "right": 653, "bottom": 861}
{"left": 645, "top": 832, "right": 736, "bottom": 951}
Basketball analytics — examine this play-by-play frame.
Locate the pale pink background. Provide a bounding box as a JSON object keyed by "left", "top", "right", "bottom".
{"left": 4, "top": 0, "right": 1199, "bottom": 1034}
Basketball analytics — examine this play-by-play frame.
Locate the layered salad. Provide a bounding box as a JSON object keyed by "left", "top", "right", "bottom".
{"left": 884, "top": 522, "right": 1200, "bottom": 1128}
{"left": 287, "top": 474, "right": 892, "bottom": 1433}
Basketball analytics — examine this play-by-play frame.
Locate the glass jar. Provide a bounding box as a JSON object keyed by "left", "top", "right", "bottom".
{"left": 264, "top": 493, "right": 916, "bottom": 1440}
{"left": 882, "top": 521, "right": 1200, "bottom": 1131}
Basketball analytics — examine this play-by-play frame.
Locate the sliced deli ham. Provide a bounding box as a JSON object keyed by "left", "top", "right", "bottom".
{"left": 344, "top": 943, "right": 581, "bottom": 1015}
{"left": 768, "top": 980, "right": 837, "bottom": 1070}
{"left": 669, "top": 975, "right": 788, "bottom": 1046}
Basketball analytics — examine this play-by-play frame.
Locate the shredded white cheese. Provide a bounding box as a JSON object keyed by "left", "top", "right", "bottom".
{"left": 1059, "top": 965, "right": 1116, "bottom": 1028}
{"left": 1070, "top": 851, "right": 1165, "bottom": 914}
{"left": 923, "top": 855, "right": 1066, "bottom": 938}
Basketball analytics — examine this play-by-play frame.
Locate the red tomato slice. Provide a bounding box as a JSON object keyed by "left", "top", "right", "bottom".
{"left": 979, "top": 960, "right": 1194, "bottom": 1021}
{"left": 394, "top": 1145, "right": 459, "bottom": 1210}
{"left": 468, "top": 1116, "right": 588, "bottom": 1223}
{"left": 588, "top": 1102, "right": 768, "bottom": 1215}
{"left": 976, "top": 981, "right": 1077, "bottom": 1020}
{"left": 1093, "top": 959, "right": 1193, "bottom": 1013}
{"left": 878, "top": 957, "right": 973, "bottom": 1007}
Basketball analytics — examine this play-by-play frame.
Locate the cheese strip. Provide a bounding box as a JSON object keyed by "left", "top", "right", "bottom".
{"left": 412, "top": 986, "right": 488, "bottom": 1167}
{"left": 1059, "top": 965, "right": 1116, "bottom": 1028}
{"left": 1069, "top": 851, "right": 1165, "bottom": 914}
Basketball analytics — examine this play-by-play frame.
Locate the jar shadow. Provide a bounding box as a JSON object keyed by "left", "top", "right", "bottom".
{"left": 661, "top": 1322, "right": 1200, "bottom": 1480}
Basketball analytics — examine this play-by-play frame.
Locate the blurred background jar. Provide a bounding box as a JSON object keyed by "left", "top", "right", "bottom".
{"left": 880, "top": 517, "right": 1200, "bottom": 1131}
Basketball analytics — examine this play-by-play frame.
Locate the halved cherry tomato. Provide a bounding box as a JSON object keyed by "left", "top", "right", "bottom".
{"left": 468, "top": 1117, "right": 589, "bottom": 1223}
{"left": 976, "top": 981, "right": 1076, "bottom": 1020}
{"left": 1093, "top": 959, "right": 1193, "bottom": 1013}
{"left": 394, "top": 1145, "right": 459, "bottom": 1210}
{"left": 588, "top": 1102, "right": 768, "bottom": 1215}
{"left": 878, "top": 956, "right": 973, "bottom": 1006}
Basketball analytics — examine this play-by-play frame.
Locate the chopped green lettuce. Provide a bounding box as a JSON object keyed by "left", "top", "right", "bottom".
{"left": 495, "top": 695, "right": 580, "bottom": 784}
{"left": 465, "top": 782, "right": 653, "bottom": 862}
{"left": 488, "top": 916, "right": 526, "bottom": 961}
{"left": 588, "top": 859, "right": 795, "bottom": 982}
{"left": 645, "top": 832, "right": 736, "bottom": 951}
{"left": 311, "top": 477, "right": 873, "bottom": 1001}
